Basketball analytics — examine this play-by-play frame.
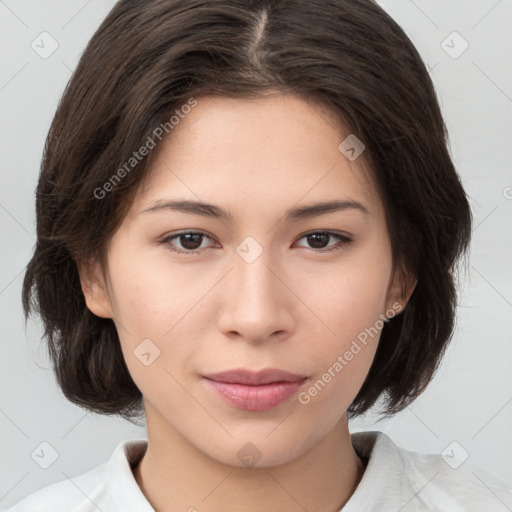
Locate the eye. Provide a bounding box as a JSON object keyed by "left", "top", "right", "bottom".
{"left": 161, "top": 231, "right": 217, "bottom": 254}
{"left": 294, "top": 231, "right": 352, "bottom": 252}
{"left": 160, "top": 230, "right": 352, "bottom": 255}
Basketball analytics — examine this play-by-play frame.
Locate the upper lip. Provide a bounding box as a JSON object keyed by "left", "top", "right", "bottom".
{"left": 203, "top": 368, "right": 307, "bottom": 385}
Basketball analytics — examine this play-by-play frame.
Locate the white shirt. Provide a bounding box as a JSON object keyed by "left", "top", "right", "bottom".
{"left": 3, "top": 431, "right": 512, "bottom": 511}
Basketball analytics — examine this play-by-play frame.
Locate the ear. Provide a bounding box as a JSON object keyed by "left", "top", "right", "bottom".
{"left": 385, "top": 265, "right": 417, "bottom": 316}
{"left": 76, "top": 257, "right": 114, "bottom": 319}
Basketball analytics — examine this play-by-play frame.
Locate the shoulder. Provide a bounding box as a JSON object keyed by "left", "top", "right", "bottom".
{"left": 2, "top": 462, "right": 109, "bottom": 512}
{"left": 2, "top": 439, "right": 149, "bottom": 512}
{"left": 400, "top": 442, "right": 512, "bottom": 510}
{"left": 348, "top": 430, "right": 512, "bottom": 511}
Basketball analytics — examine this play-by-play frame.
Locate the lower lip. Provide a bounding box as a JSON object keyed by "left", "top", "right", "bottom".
{"left": 202, "top": 378, "right": 307, "bottom": 411}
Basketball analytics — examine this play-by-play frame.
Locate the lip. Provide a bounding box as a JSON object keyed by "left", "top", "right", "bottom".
{"left": 202, "top": 368, "right": 308, "bottom": 412}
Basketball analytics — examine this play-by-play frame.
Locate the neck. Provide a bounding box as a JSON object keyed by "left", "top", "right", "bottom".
{"left": 133, "top": 406, "right": 366, "bottom": 512}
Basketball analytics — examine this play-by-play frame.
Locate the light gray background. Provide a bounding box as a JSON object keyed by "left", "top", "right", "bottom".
{"left": 1, "top": 0, "right": 511, "bottom": 508}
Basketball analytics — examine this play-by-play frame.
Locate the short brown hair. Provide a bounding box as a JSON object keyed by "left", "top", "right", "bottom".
{"left": 22, "top": 0, "right": 472, "bottom": 424}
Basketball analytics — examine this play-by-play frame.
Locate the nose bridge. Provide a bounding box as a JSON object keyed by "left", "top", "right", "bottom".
{"left": 234, "top": 237, "right": 283, "bottom": 309}
{"left": 219, "top": 236, "right": 293, "bottom": 340}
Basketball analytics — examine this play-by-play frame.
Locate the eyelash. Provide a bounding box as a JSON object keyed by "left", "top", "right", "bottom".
{"left": 160, "top": 230, "right": 352, "bottom": 255}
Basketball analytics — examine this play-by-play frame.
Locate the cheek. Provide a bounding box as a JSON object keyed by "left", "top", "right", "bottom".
{"left": 294, "top": 290, "right": 382, "bottom": 435}
{"left": 304, "top": 258, "right": 391, "bottom": 343}
{"left": 107, "top": 248, "right": 199, "bottom": 338}
{"left": 294, "top": 250, "right": 390, "bottom": 400}
{"left": 106, "top": 250, "right": 209, "bottom": 383}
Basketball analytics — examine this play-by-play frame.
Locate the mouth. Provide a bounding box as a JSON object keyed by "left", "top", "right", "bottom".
{"left": 202, "top": 367, "right": 307, "bottom": 385}
{"left": 201, "top": 368, "right": 308, "bottom": 412}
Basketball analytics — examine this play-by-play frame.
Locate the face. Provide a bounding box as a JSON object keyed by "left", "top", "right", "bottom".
{"left": 81, "top": 94, "right": 411, "bottom": 467}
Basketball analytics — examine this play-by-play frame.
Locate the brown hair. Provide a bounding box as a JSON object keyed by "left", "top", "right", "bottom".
{"left": 22, "top": 0, "right": 472, "bottom": 424}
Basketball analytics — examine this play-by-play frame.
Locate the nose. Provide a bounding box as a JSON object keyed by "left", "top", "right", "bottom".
{"left": 217, "top": 245, "right": 296, "bottom": 344}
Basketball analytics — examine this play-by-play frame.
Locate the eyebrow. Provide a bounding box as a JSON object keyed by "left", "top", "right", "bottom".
{"left": 140, "top": 198, "right": 370, "bottom": 221}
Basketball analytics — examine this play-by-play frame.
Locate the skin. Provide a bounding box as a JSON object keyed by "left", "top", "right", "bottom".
{"left": 80, "top": 93, "right": 416, "bottom": 512}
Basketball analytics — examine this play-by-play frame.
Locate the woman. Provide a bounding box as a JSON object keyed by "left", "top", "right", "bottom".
{"left": 9, "top": 0, "right": 512, "bottom": 510}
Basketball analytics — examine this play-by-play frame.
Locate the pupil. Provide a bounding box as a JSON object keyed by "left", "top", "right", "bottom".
{"left": 181, "top": 233, "right": 202, "bottom": 250}
{"left": 308, "top": 233, "right": 329, "bottom": 249}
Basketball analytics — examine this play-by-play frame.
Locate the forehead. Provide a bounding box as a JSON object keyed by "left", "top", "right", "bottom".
{"left": 130, "top": 94, "right": 383, "bottom": 223}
